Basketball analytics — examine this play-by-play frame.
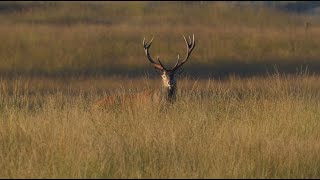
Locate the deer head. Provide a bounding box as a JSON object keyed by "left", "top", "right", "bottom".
{"left": 143, "top": 34, "right": 196, "bottom": 102}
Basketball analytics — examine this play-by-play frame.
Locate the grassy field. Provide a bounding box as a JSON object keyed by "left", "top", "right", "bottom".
{"left": 1, "top": 74, "right": 320, "bottom": 178}
{"left": 1, "top": 1, "right": 320, "bottom": 178}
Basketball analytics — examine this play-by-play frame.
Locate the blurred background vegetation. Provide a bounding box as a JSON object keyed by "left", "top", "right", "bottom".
{"left": 0, "top": 1, "right": 320, "bottom": 77}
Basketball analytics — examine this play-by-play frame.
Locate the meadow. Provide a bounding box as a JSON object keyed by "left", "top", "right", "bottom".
{"left": 1, "top": 1, "right": 320, "bottom": 178}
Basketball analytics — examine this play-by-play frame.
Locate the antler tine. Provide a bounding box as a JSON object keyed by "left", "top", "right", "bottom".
{"left": 143, "top": 36, "right": 165, "bottom": 70}
{"left": 184, "top": 35, "right": 188, "bottom": 45}
{"left": 172, "top": 54, "right": 180, "bottom": 69}
{"left": 171, "top": 34, "right": 196, "bottom": 71}
{"left": 157, "top": 56, "right": 167, "bottom": 71}
{"left": 143, "top": 36, "right": 154, "bottom": 48}
{"left": 187, "top": 34, "right": 195, "bottom": 51}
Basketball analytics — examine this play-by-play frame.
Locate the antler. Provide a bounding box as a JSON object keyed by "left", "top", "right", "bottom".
{"left": 171, "top": 34, "right": 195, "bottom": 71}
{"left": 143, "top": 37, "right": 167, "bottom": 71}
{"left": 143, "top": 35, "right": 195, "bottom": 72}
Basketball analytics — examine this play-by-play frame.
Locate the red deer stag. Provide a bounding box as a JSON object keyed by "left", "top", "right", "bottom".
{"left": 93, "top": 34, "right": 196, "bottom": 108}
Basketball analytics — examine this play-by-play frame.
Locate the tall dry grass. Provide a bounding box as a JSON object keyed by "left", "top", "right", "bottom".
{"left": 0, "top": 75, "right": 320, "bottom": 178}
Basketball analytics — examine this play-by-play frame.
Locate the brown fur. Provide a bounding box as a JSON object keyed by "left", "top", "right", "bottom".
{"left": 92, "top": 89, "right": 161, "bottom": 109}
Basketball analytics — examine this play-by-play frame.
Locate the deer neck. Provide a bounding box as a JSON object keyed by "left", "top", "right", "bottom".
{"left": 161, "top": 83, "right": 176, "bottom": 102}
